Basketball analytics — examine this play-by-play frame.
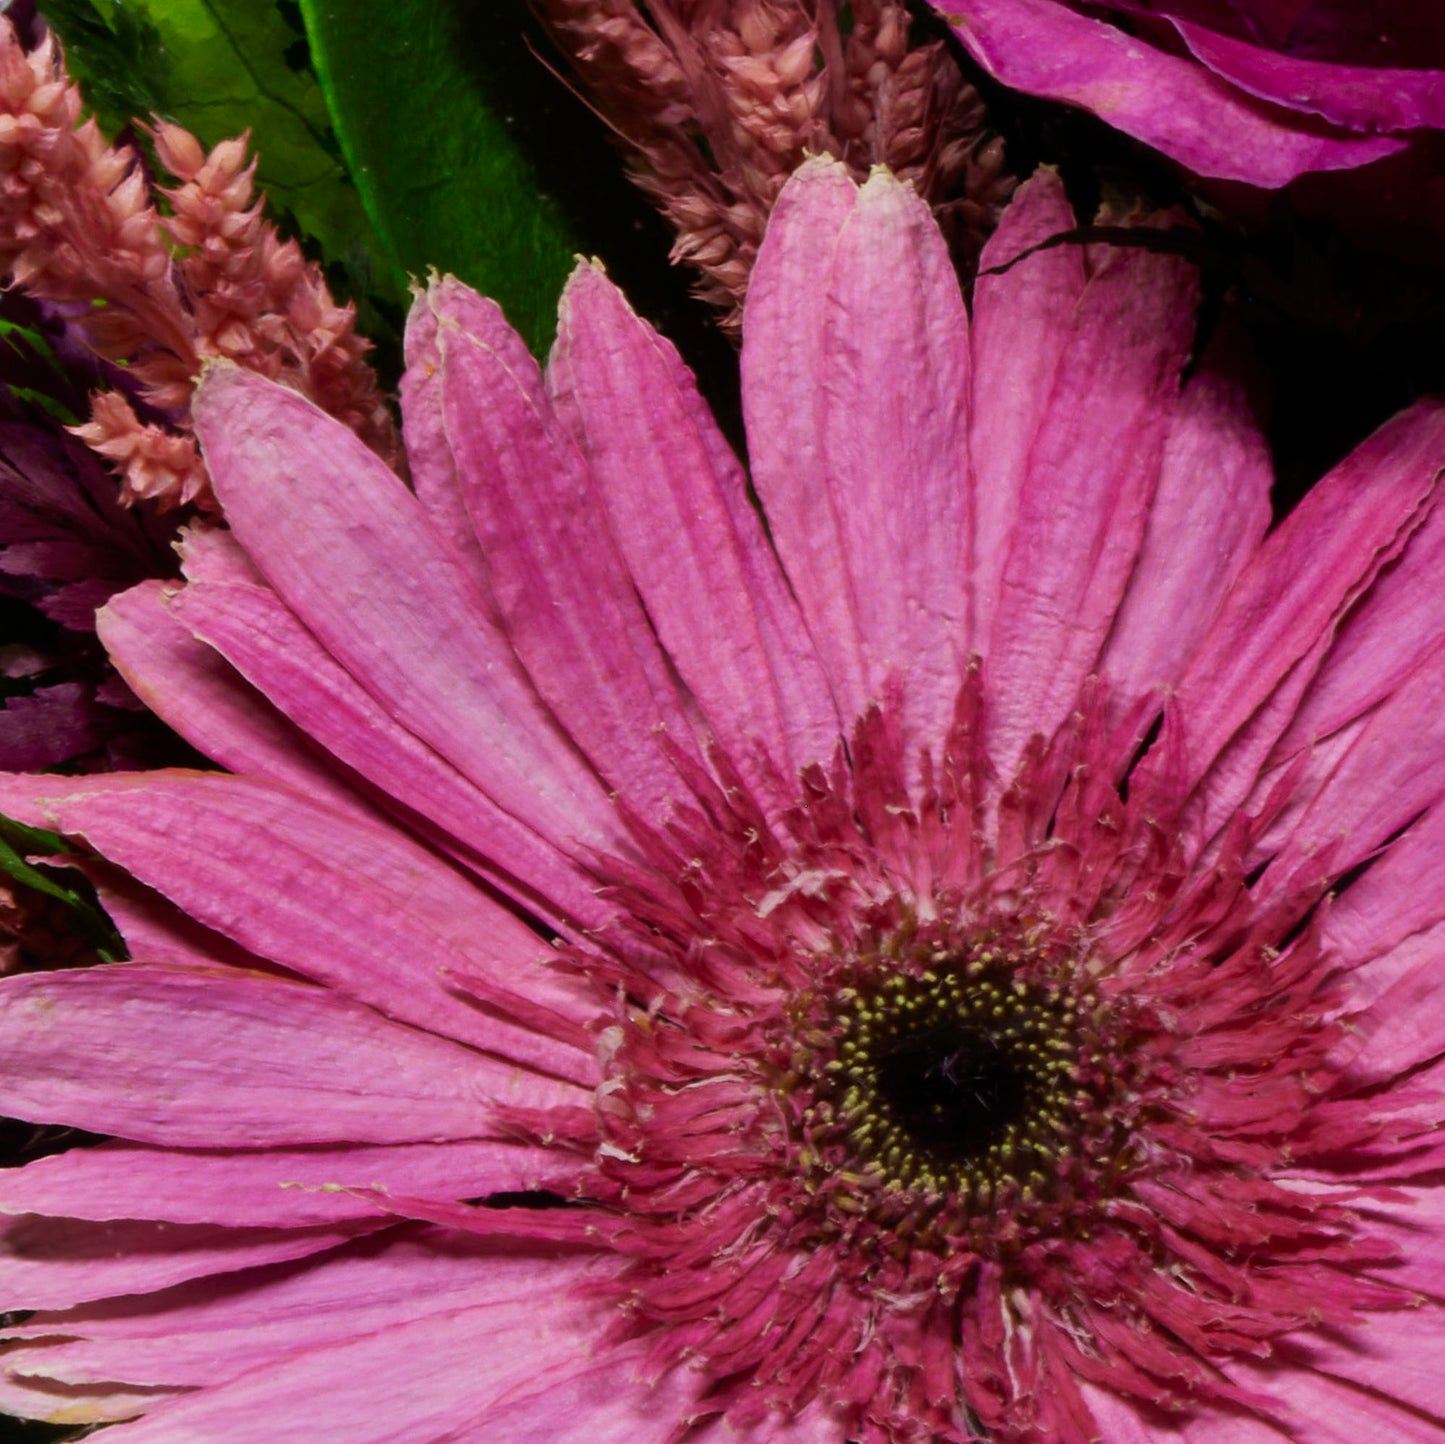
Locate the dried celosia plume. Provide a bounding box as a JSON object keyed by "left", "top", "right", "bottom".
{"left": 540, "top": 0, "right": 1013, "bottom": 327}
{"left": 0, "top": 17, "right": 399, "bottom": 510}
{"left": 2, "top": 162, "right": 1445, "bottom": 1440}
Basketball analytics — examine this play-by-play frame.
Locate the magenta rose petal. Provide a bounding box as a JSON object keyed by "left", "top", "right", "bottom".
{"left": 0, "top": 962, "right": 569, "bottom": 1146}
{"left": 431, "top": 288, "right": 701, "bottom": 816}
{"left": 0, "top": 1138, "right": 579, "bottom": 1227}
{"left": 942, "top": 0, "right": 1405, "bottom": 184}
{"left": 549, "top": 260, "right": 838, "bottom": 799}
{"left": 192, "top": 367, "right": 622, "bottom": 862}
{"left": 969, "top": 167, "right": 1085, "bottom": 645}
{"left": 983, "top": 232, "right": 1197, "bottom": 771}
{"left": 0, "top": 1215, "right": 384, "bottom": 1312}
{"left": 1174, "top": 19, "right": 1445, "bottom": 134}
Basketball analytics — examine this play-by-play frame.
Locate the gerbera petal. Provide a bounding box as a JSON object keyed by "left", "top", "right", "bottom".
{"left": 1224, "top": 1358, "right": 1445, "bottom": 1442}
{"left": 398, "top": 279, "right": 492, "bottom": 587}
{"left": 1295, "top": 1307, "right": 1445, "bottom": 1422}
{"left": 2, "top": 1243, "right": 603, "bottom": 1411}
{"left": 478, "top": 1354, "right": 712, "bottom": 1443}
{"left": 744, "top": 161, "right": 972, "bottom": 753}
{"left": 549, "top": 259, "right": 838, "bottom": 795}
{"left": 969, "top": 166, "right": 1085, "bottom": 646}
{"left": 0, "top": 1137, "right": 578, "bottom": 1227}
{"left": 1273, "top": 501, "right": 1445, "bottom": 762}
{"left": 1164, "top": 399, "right": 1445, "bottom": 835}
{"left": 97, "top": 579, "right": 374, "bottom": 822}
{"left": 1100, "top": 345, "right": 1273, "bottom": 711}
{"left": 1323, "top": 802, "right": 1445, "bottom": 969}
{"left": 171, "top": 574, "right": 606, "bottom": 933}
{"left": 191, "top": 365, "right": 623, "bottom": 861}
{"left": 740, "top": 157, "right": 862, "bottom": 709}
{"left": 1260, "top": 636, "right": 1445, "bottom": 901}
{"left": 944, "top": 0, "right": 1405, "bottom": 185}
{"left": 0, "top": 962, "right": 562, "bottom": 1146}
{"left": 0, "top": 1215, "right": 381, "bottom": 1311}
{"left": 983, "top": 231, "right": 1197, "bottom": 771}
{"left": 1330, "top": 934, "right": 1445, "bottom": 1082}
{"left": 428, "top": 282, "right": 701, "bottom": 817}
{"left": 2, "top": 771, "right": 596, "bottom": 1073}
{"left": 82, "top": 1295, "right": 652, "bottom": 1444}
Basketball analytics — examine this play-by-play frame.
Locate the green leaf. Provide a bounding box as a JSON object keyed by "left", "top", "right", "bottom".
{"left": 0, "top": 317, "right": 83, "bottom": 424}
{"left": 298, "top": 0, "right": 579, "bottom": 354}
{"left": 40, "top": 0, "right": 403, "bottom": 309}
{"left": 0, "top": 813, "right": 124, "bottom": 961}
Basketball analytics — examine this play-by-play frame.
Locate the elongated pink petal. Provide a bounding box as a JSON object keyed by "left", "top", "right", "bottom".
{"left": 0, "top": 1370, "right": 171, "bottom": 1427}
{"left": 1273, "top": 496, "right": 1445, "bottom": 762}
{"left": 0, "top": 962, "right": 566, "bottom": 1146}
{"left": 0, "top": 1137, "right": 580, "bottom": 1227}
{"left": 1294, "top": 1307, "right": 1445, "bottom": 1421}
{"left": 1323, "top": 803, "right": 1445, "bottom": 970}
{"left": 945, "top": 0, "right": 1404, "bottom": 185}
{"left": 1100, "top": 348, "right": 1272, "bottom": 710}
{"left": 399, "top": 280, "right": 493, "bottom": 588}
{"left": 1176, "top": 19, "right": 1445, "bottom": 133}
{"left": 1164, "top": 400, "right": 1445, "bottom": 833}
{"left": 172, "top": 576, "right": 606, "bottom": 933}
{"left": 753, "top": 167, "right": 972, "bottom": 754}
{"left": 1222, "top": 1357, "right": 1445, "bottom": 1443}
{"left": 192, "top": 366, "right": 623, "bottom": 862}
{"left": 432, "top": 284, "right": 701, "bottom": 815}
{"left": 0, "top": 1214, "right": 381, "bottom": 1311}
{"left": 550, "top": 260, "right": 838, "bottom": 798}
{"left": 8, "top": 771, "right": 596, "bottom": 1076}
{"left": 743, "top": 163, "right": 972, "bottom": 756}
{"left": 984, "top": 234, "right": 1197, "bottom": 771}
{"left": 88, "top": 1293, "right": 632, "bottom": 1444}
{"left": 741, "top": 157, "right": 864, "bottom": 718}
{"left": 969, "top": 167, "right": 1084, "bottom": 646}
{"left": 479, "top": 1354, "right": 712, "bottom": 1443}
{"left": 1331, "top": 931, "right": 1445, "bottom": 1083}
{"left": 1261, "top": 637, "right": 1445, "bottom": 902}
{"left": 98, "top": 580, "right": 374, "bottom": 821}
{"left": 5, "top": 1244, "right": 605, "bottom": 1396}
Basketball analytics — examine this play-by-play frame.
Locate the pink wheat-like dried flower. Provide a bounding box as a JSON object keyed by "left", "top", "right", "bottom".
{"left": 0, "top": 18, "right": 399, "bottom": 511}
{"left": 1, "top": 162, "right": 1445, "bottom": 1440}
{"left": 541, "top": 0, "right": 1012, "bottom": 327}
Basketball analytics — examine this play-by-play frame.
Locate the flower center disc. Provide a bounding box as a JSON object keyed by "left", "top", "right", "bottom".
{"left": 822, "top": 952, "right": 1095, "bottom": 1207}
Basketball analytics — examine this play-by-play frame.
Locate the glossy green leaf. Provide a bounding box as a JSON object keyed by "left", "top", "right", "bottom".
{"left": 298, "top": 0, "right": 579, "bottom": 354}
{"left": 41, "top": 0, "right": 402, "bottom": 308}
{"left": 0, "top": 813, "right": 124, "bottom": 960}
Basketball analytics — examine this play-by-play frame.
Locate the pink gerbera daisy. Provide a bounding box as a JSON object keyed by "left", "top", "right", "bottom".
{"left": 2, "top": 159, "right": 1445, "bottom": 1442}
